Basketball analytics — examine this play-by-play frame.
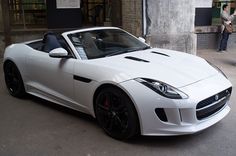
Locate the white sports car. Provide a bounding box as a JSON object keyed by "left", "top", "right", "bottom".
{"left": 3, "top": 27, "right": 232, "bottom": 140}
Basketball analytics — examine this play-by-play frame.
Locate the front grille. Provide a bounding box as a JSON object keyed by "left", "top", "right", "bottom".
{"left": 196, "top": 87, "right": 232, "bottom": 120}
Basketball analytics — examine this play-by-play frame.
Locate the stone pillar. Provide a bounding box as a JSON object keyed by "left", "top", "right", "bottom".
{"left": 0, "top": 1, "right": 5, "bottom": 58}
{"left": 0, "top": 2, "right": 3, "bottom": 31}
{"left": 1, "top": 0, "right": 11, "bottom": 47}
{"left": 145, "top": 0, "right": 197, "bottom": 55}
{"left": 121, "top": 0, "right": 143, "bottom": 37}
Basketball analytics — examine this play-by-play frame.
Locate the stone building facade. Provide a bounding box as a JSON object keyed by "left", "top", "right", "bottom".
{"left": 145, "top": 0, "right": 196, "bottom": 54}
{"left": 121, "top": 0, "right": 143, "bottom": 37}
{"left": 1, "top": 0, "right": 236, "bottom": 57}
{"left": 121, "top": 0, "right": 197, "bottom": 54}
{"left": 0, "top": 3, "right": 4, "bottom": 57}
{"left": 0, "top": 4, "right": 3, "bottom": 31}
{"left": 119, "top": 0, "right": 236, "bottom": 53}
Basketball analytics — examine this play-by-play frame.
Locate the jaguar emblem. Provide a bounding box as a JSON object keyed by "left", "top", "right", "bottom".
{"left": 215, "top": 94, "right": 219, "bottom": 101}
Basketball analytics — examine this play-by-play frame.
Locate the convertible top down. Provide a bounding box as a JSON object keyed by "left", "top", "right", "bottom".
{"left": 3, "top": 27, "right": 232, "bottom": 139}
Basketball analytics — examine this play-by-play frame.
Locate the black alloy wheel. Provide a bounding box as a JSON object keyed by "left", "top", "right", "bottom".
{"left": 4, "top": 61, "right": 26, "bottom": 98}
{"left": 95, "top": 87, "right": 139, "bottom": 140}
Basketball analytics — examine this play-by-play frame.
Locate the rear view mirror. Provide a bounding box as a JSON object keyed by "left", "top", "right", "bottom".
{"left": 49, "top": 48, "right": 68, "bottom": 58}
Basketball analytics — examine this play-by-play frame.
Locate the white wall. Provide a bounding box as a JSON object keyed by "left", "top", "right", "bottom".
{"left": 195, "top": 0, "right": 213, "bottom": 8}
{"left": 145, "top": 0, "right": 197, "bottom": 54}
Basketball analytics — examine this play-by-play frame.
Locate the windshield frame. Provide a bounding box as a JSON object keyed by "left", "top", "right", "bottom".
{"left": 62, "top": 27, "right": 150, "bottom": 60}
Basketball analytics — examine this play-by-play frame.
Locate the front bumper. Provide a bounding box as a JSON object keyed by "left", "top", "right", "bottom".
{"left": 119, "top": 73, "right": 232, "bottom": 136}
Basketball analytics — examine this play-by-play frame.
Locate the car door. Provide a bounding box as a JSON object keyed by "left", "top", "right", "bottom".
{"left": 26, "top": 50, "right": 77, "bottom": 106}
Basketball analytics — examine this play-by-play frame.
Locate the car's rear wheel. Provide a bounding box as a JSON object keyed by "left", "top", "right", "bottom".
{"left": 4, "top": 61, "right": 26, "bottom": 98}
{"left": 95, "top": 87, "right": 139, "bottom": 140}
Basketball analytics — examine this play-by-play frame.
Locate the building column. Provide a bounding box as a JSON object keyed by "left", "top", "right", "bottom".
{"left": 1, "top": 0, "right": 11, "bottom": 47}
{"left": 144, "top": 0, "right": 196, "bottom": 55}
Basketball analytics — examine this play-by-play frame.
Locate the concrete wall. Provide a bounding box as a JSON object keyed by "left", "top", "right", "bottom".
{"left": 145, "top": 0, "right": 197, "bottom": 54}
{"left": 121, "top": 0, "right": 143, "bottom": 37}
{"left": 197, "top": 33, "right": 236, "bottom": 50}
{"left": 195, "top": 25, "right": 236, "bottom": 50}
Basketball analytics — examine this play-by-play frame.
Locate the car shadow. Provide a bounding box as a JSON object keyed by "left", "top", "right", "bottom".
{"left": 25, "top": 94, "right": 223, "bottom": 145}
{"left": 220, "top": 58, "right": 236, "bottom": 66}
{"left": 125, "top": 122, "right": 223, "bottom": 146}
{"left": 26, "top": 94, "right": 97, "bottom": 124}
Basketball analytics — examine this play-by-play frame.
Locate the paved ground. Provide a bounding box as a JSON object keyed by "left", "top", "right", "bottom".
{"left": 0, "top": 49, "right": 236, "bottom": 156}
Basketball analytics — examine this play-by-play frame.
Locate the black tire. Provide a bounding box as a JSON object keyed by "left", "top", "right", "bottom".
{"left": 95, "top": 87, "right": 139, "bottom": 140}
{"left": 4, "top": 61, "right": 26, "bottom": 98}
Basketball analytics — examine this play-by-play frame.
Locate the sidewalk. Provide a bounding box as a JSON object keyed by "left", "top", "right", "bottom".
{"left": 197, "top": 49, "right": 236, "bottom": 69}
{"left": 197, "top": 49, "right": 236, "bottom": 86}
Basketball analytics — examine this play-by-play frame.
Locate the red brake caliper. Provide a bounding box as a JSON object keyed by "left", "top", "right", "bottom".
{"left": 104, "top": 97, "right": 110, "bottom": 110}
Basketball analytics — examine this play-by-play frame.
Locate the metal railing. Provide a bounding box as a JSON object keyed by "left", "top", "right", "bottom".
{"left": 9, "top": 1, "right": 47, "bottom": 29}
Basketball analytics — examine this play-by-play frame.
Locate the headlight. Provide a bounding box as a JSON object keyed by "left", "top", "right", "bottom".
{"left": 207, "top": 61, "right": 227, "bottom": 79}
{"left": 135, "top": 78, "right": 188, "bottom": 99}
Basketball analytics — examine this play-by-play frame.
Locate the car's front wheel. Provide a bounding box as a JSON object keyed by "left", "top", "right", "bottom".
{"left": 95, "top": 87, "right": 139, "bottom": 140}
{"left": 4, "top": 61, "right": 26, "bottom": 98}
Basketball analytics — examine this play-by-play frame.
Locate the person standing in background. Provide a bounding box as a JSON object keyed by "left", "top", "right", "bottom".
{"left": 218, "top": 4, "right": 236, "bottom": 52}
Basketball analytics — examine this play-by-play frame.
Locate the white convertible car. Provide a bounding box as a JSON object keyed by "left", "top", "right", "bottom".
{"left": 3, "top": 27, "right": 232, "bottom": 139}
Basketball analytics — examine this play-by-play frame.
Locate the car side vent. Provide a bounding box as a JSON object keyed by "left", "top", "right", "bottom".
{"left": 151, "top": 51, "right": 170, "bottom": 57}
{"left": 124, "top": 56, "right": 149, "bottom": 63}
{"left": 155, "top": 108, "right": 168, "bottom": 122}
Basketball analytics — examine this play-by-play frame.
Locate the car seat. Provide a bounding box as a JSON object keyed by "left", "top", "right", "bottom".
{"left": 42, "top": 32, "right": 61, "bottom": 53}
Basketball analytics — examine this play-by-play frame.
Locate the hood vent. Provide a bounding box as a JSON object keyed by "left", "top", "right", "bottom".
{"left": 125, "top": 56, "right": 149, "bottom": 63}
{"left": 151, "top": 51, "right": 170, "bottom": 57}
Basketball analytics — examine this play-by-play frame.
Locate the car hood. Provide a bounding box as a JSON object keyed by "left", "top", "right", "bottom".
{"left": 84, "top": 48, "right": 218, "bottom": 88}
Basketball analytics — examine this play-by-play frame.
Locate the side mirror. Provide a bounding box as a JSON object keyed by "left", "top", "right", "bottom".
{"left": 138, "top": 37, "right": 146, "bottom": 43}
{"left": 49, "top": 48, "right": 68, "bottom": 58}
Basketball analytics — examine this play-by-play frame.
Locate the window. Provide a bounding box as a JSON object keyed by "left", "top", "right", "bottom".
{"left": 9, "top": 0, "right": 46, "bottom": 29}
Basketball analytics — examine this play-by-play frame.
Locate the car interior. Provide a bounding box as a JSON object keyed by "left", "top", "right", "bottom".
{"left": 27, "top": 32, "right": 74, "bottom": 58}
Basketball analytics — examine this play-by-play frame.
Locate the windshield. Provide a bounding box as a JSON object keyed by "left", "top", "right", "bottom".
{"left": 67, "top": 29, "right": 150, "bottom": 59}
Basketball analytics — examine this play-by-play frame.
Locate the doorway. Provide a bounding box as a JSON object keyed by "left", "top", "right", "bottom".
{"left": 82, "top": 0, "right": 122, "bottom": 27}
